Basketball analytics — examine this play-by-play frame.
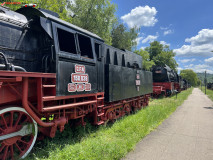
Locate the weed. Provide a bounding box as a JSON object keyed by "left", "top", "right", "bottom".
{"left": 25, "top": 88, "right": 193, "bottom": 160}
{"left": 200, "top": 87, "right": 213, "bottom": 101}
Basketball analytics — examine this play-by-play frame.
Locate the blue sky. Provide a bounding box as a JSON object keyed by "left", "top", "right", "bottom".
{"left": 111, "top": 0, "right": 213, "bottom": 74}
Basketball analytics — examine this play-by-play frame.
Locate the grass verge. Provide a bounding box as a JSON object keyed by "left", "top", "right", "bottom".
{"left": 200, "top": 87, "right": 213, "bottom": 101}
{"left": 26, "top": 88, "right": 193, "bottom": 160}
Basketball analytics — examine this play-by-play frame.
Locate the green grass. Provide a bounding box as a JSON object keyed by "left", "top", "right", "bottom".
{"left": 26, "top": 88, "right": 193, "bottom": 160}
{"left": 200, "top": 87, "right": 213, "bottom": 101}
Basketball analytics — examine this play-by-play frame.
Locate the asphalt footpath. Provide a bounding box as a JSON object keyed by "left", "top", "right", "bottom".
{"left": 123, "top": 88, "right": 213, "bottom": 160}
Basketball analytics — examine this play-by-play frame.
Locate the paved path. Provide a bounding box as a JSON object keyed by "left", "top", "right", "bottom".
{"left": 124, "top": 88, "right": 213, "bottom": 160}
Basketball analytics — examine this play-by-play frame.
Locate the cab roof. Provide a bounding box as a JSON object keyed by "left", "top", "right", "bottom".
{"left": 16, "top": 7, "right": 103, "bottom": 41}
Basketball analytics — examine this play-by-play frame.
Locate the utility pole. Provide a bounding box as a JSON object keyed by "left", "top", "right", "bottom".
{"left": 205, "top": 70, "right": 207, "bottom": 95}
{"left": 201, "top": 78, "right": 202, "bottom": 91}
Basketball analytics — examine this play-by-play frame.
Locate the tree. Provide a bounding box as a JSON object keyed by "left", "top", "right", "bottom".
{"left": 135, "top": 49, "right": 155, "bottom": 70}
{"left": 5, "top": 0, "right": 70, "bottom": 22}
{"left": 145, "top": 41, "right": 178, "bottom": 71}
{"left": 128, "top": 27, "right": 139, "bottom": 51}
{"left": 38, "top": 0, "right": 69, "bottom": 21}
{"left": 180, "top": 69, "right": 198, "bottom": 86}
{"left": 6, "top": 0, "right": 117, "bottom": 44}
{"left": 153, "top": 47, "right": 178, "bottom": 71}
{"left": 145, "top": 41, "right": 163, "bottom": 60}
{"left": 197, "top": 79, "right": 201, "bottom": 86}
{"left": 4, "top": 0, "right": 27, "bottom": 10}
{"left": 68, "top": 0, "right": 117, "bottom": 44}
{"left": 111, "top": 23, "right": 139, "bottom": 51}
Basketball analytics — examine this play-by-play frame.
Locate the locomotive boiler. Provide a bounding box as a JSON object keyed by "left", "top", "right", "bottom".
{"left": 0, "top": 6, "right": 153, "bottom": 159}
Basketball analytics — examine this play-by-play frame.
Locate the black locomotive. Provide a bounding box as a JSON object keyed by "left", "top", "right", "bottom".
{"left": 181, "top": 79, "right": 188, "bottom": 90}
{"left": 151, "top": 65, "right": 188, "bottom": 96}
{"left": 207, "top": 83, "right": 213, "bottom": 90}
{"left": 0, "top": 6, "right": 153, "bottom": 159}
{"left": 152, "top": 65, "right": 178, "bottom": 96}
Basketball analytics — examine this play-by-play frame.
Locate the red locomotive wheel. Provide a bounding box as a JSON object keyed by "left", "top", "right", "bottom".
{"left": 0, "top": 107, "right": 38, "bottom": 160}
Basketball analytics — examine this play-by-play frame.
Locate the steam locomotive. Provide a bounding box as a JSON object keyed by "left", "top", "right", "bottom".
{"left": 0, "top": 6, "right": 153, "bottom": 159}
{"left": 151, "top": 65, "right": 188, "bottom": 97}
{"left": 152, "top": 65, "right": 176, "bottom": 96}
{"left": 207, "top": 83, "right": 213, "bottom": 90}
{"left": 181, "top": 79, "right": 189, "bottom": 90}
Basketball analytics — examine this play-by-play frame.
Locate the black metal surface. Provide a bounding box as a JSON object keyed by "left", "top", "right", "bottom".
{"left": 103, "top": 45, "right": 142, "bottom": 69}
{"left": 171, "top": 70, "right": 178, "bottom": 82}
{"left": 207, "top": 83, "right": 213, "bottom": 89}
{"left": 105, "top": 64, "right": 153, "bottom": 102}
{"left": 175, "top": 73, "right": 181, "bottom": 83}
{"left": 152, "top": 65, "right": 176, "bottom": 82}
{"left": 57, "top": 60, "right": 96, "bottom": 95}
{"left": 181, "top": 79, "right": 188, "bottom": 89}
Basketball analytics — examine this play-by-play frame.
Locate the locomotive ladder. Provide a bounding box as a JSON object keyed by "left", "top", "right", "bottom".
{"left": 94, "top": 93, "right": 105, "bottom": 125}
{"left": 37, "top": 78, "right": 98, "bottom": 112}
{"left": 37, "top": 77, "right": 56, "bottom": 111}
{"left": 37, "top": 77, "right": 105, "bottom": 126}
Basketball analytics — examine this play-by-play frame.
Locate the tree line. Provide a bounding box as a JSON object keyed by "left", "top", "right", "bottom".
{"left": 5, "top": 0, "right": 200, "bottom": 86}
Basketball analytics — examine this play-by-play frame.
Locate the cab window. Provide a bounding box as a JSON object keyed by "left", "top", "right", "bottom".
{"left": 78, "top": 34, "right": 94, "bottom": 59}
{"left": 95, "top": 43, "right": 101, "bottom": 59}
{"left": 57, "top": 28, "right": 77, "bottom": 54}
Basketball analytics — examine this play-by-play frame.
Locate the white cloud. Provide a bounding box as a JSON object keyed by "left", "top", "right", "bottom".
{"left": 140, "top": 46, "right": 146, "bottom": 50}
{"left": 177, "top": 67, "right": 183, "bottom": 73}
{"left": 160, "top": 41, "right": 170, "bottom": 46}
{"left": 121, "top": 6, "right": 158, "bottom": 28}
{"left": 164, "top": 29, "right": 173, "bottom": 35}
{"left": 189, "top": 64, "right": 194, "bottom": 67}
{"left": 184, "top": 64, "right": 213, "bottom": 74}
{"left": 193, "top": 64, "right": 209, "bottom": 72}
{"left": 177, "top": 67, "right": 183, "bottom": 71}
{"left": 142, "top": 35, "right": 158, "bottom": 43}
{"left": 205, "top": 70, "right": 213, "bottom": 74}
{"left": 180, "top": 58, "right": 195, "bottom": 63}
{"left": 174, "top": 29, "right": 213, "bottom": 57}
{"left": 160, "top": 25, "right": 173, "bottom": 36}
{"left": 205, "top": 57, "right": 213, "bottom": 66}
{"left": 185, "top": 29, "right": 213, "bottom": 45}
{"left": 135, "top": 36, "right": 143, "bottom": 45}
{"left": 184, "top": 64, "right": 194, "bottom": 68}
{"left": 160, "top": 24, "right": 172, "bottom": 30}
{"left": 160, "top": 26, "right": 168, "bottom": 30}
{"left": 180, "top": 57, "right": 213, "bottom": 74}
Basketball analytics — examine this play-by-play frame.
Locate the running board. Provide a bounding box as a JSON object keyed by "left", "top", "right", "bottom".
{"left": 42, "top": 100, "right": 97, "bottom": 112}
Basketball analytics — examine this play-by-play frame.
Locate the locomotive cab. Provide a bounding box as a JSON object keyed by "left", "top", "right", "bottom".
{"left": 16, "top": 7, "right": 105, "bottom": 96}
